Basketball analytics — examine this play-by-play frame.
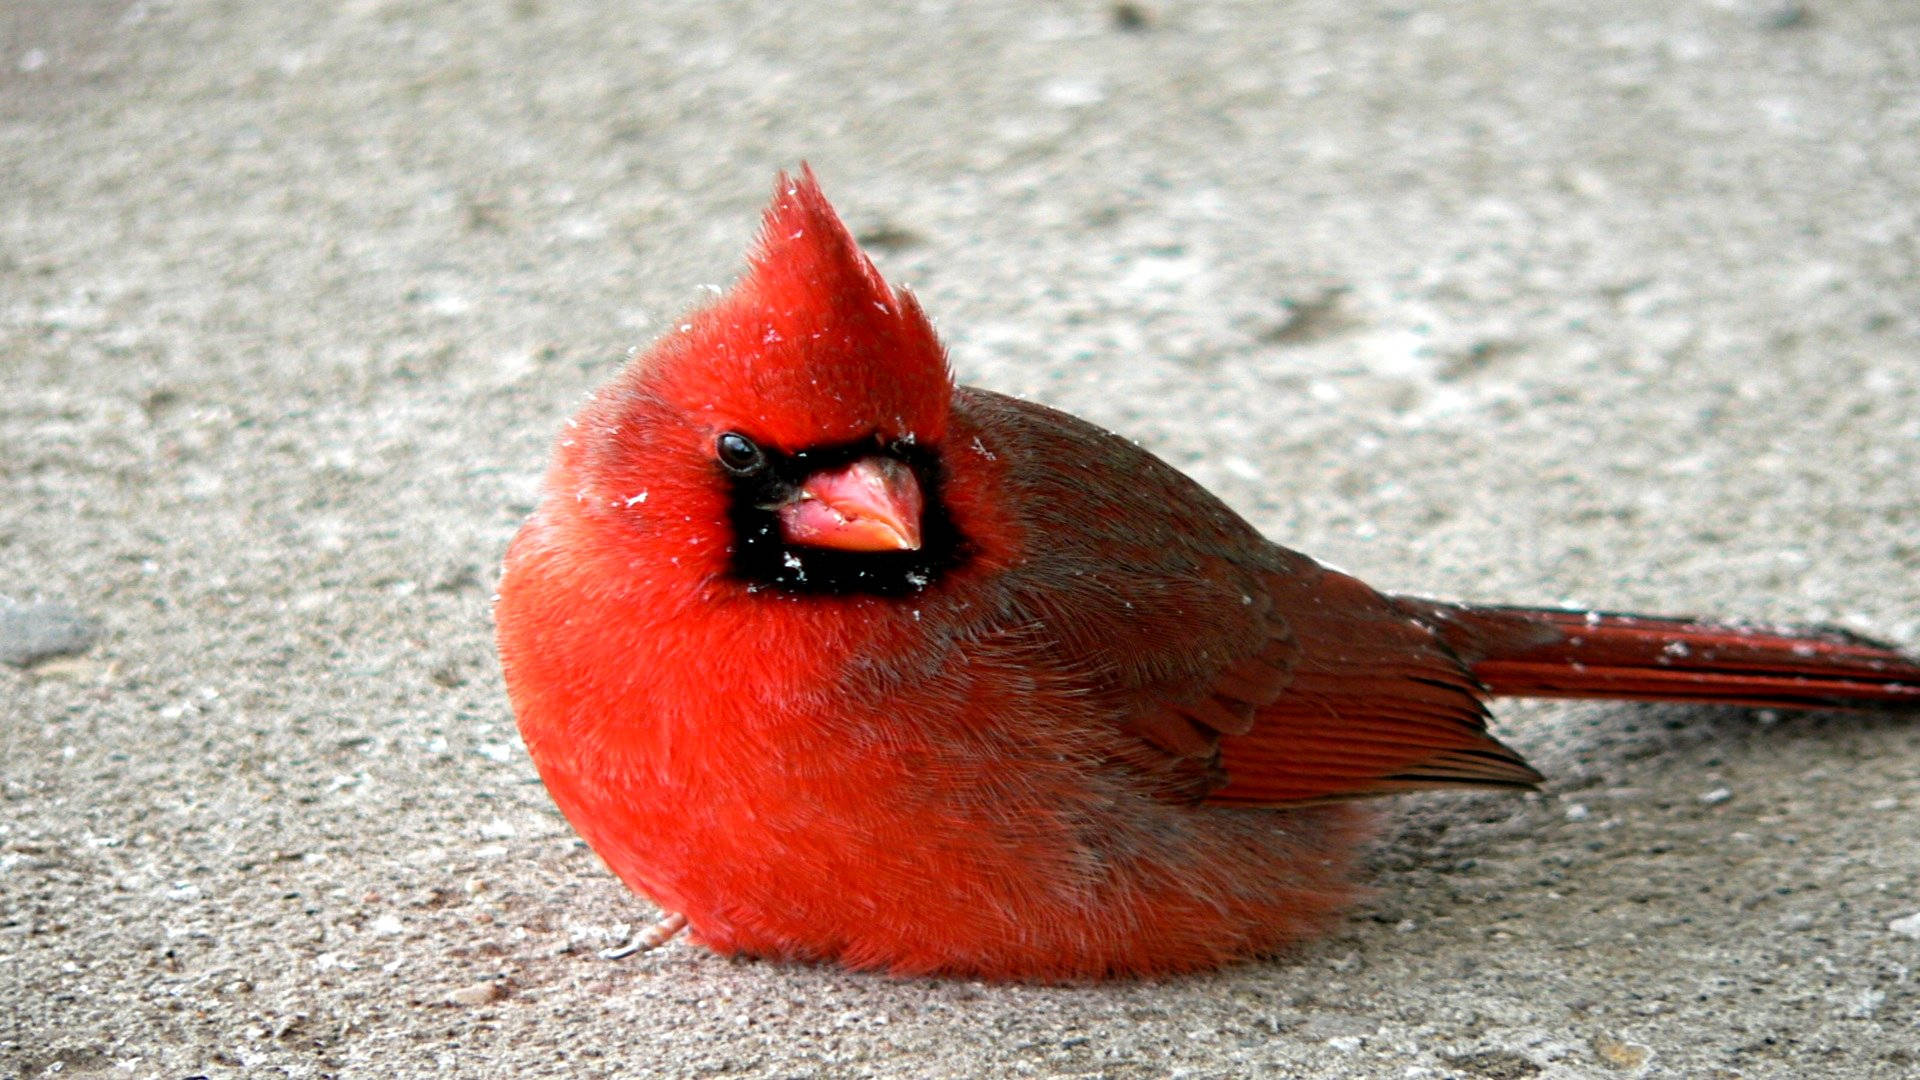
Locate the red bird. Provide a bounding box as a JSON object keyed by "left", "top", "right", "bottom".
{"left": 495, "top": 168, "right": 1920, "bottom": 980}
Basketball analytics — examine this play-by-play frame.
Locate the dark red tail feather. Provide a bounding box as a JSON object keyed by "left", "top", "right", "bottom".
{"left": 1406, "top": 601, "right": 1920, "bottom": 710}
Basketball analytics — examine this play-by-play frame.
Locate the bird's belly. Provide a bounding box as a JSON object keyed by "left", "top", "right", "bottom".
{"left": 528, "top": 688, "right": 1372, "bottom": 979}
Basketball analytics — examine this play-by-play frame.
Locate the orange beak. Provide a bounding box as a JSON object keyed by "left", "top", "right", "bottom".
{"left": 776, "top": 457, "right": 924, "bottom": 552}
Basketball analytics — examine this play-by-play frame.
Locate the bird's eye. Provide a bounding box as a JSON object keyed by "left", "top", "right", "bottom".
{"left": 715, "top": 432, "right": 767, "bottom": 475}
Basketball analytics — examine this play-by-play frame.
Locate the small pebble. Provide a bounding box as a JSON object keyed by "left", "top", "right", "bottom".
{"left": 0, "top": 596, "right": 99, "bottom": 667}
{"left": 1111, "top": 2, "right": 1151, "bottom": 31}
{"left": 1698, "top": 787, "right": 1732, "bottom": 806}
{"left": 23, "top": 656, "right": 106, "bottom": 681}
{"left": 1756, "top": 2, "right": 1809, "bottom": 31}
{"left": 1591, "top": 1034, "right": 1650, "bottom": 1070}
{"left": 1887, "top": 912, "right": 1920, "bottom": 939}
{"left": 447, "top": 981, "right": 505, "bottom": 1006}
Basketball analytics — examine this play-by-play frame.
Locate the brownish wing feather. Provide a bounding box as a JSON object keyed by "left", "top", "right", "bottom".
{"left": 959, "top": 389, "right": 1540, "bottom": 806}
{"left": 1207, "top": 566, "right": 1543, "bottom": 805}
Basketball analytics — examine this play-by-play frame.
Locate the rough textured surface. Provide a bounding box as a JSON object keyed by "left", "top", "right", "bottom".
{"left": 3, "top": 1, "right": 1917, "bottom": 1077}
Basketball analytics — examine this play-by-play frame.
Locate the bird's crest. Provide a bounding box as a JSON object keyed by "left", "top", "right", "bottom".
{"left": 634, "top": 166, "right": 953, "bottom": 451}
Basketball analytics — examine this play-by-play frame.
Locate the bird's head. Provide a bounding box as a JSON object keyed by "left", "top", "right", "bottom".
{"left": 559, "top": 168, "right": 964, "bottom": 596}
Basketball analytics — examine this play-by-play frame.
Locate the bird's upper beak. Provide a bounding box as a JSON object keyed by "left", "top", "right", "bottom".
{"left": 777, "top": 456, "right": 924, "bottom": 552}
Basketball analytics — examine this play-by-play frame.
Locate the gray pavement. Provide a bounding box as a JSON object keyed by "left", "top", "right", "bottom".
{"left": 5, "top": 1, "right": 1918, "bottom": 1076}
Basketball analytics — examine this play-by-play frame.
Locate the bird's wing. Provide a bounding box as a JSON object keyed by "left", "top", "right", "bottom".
{"left": 959, "top": 389, "right": 1539, "bottom": 806}
{"left": 1204, "top": 564, "right": 1542, "bottom": 805}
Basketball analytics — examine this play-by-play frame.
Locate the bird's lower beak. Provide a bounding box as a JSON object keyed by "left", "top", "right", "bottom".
{"left": 777, "top": 456, "right": 924, "bottom": 552}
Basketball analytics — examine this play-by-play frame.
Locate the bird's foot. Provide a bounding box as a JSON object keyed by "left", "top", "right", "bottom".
{"left": 600, "top": 911, "right": 688, "bottom": 960}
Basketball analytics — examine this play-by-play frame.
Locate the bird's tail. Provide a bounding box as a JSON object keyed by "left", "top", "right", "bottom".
{"left": 1402, "top": 600, "right": 1920, "bottom": 710}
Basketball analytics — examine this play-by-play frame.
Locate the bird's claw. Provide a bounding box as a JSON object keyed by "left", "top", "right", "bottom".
{"left": 600, "top": 911, "right": 688, "bottom": 960}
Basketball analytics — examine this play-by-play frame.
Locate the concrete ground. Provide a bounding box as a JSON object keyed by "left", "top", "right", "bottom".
{"left": 5, "top": 1, "right": 1918, "bottom": 1076}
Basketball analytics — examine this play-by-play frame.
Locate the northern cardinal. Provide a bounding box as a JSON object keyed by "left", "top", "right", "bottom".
{"left": 495, "top": 168, "right": 1920, "bottom": 980}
